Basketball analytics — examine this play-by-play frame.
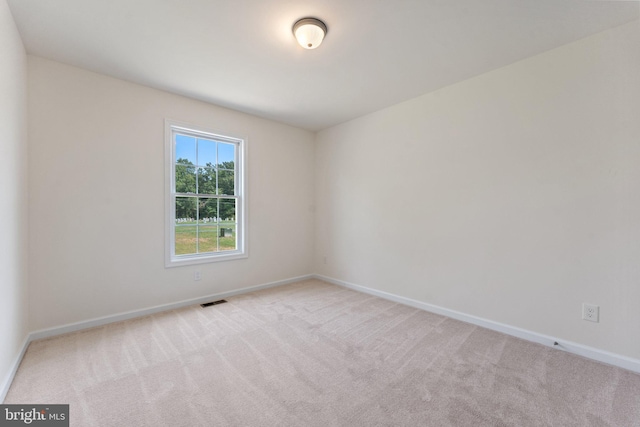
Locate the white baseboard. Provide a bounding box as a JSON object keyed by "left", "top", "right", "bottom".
{"left": 1, "top": 335, "right": 30, "bottom": 403}
{"left": 314, "top": 274, "right": 640, "bottom": 374}
{"left": 30, "top": 274, "right": 314, "bottom": 341}
{"left": 5, "top": 272, "right": 638, "bottom": 402}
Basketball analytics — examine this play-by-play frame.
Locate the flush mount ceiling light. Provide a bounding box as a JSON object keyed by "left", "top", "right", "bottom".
{"left": 293, "top": 18, "right": 327, "bottom": 50}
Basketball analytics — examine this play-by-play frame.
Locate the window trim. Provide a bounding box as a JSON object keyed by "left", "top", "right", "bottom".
{"left": 165, "top": 119, "right": 248, "bottom": 267}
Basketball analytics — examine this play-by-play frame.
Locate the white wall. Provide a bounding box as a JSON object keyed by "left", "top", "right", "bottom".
{"left": 0, "top": 0, "right": 28, "bottom": 398}
{"left": 315, "top": 21, "right": 640, "bottom": 360}
{"left": 28, "top": 57, "right": 315, "bottom": 331}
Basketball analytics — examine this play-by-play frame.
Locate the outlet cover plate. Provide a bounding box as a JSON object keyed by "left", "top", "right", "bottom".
{"left": 582, "top": 303, "right": 599, "bottom": 322}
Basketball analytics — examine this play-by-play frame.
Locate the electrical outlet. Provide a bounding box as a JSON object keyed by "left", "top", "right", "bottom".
{"left": 194, "top": 270, "right": 201, "bottom": 281}
{"left": 323, "top": 256, "right": 327, "bottom": 265}
{"left": 582, "top": 303, "right": 599, "bottom": 322}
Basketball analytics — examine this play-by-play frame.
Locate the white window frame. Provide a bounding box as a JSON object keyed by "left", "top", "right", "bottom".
{"left": 165, "top": 119, "right": 248, "bottom": 267}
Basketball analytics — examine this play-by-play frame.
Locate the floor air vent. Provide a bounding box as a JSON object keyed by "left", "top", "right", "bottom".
{"left": 201, "top": 300, "right": 228, "bottom": 308}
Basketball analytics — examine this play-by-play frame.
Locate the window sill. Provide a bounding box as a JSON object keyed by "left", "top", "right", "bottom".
{"left": 165, "top": 251, "right": 247, "bottom": 268}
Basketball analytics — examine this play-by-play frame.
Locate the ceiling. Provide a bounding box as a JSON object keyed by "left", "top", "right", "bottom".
{"left": 8, "top": 0, "right": 640, "bottom": 132}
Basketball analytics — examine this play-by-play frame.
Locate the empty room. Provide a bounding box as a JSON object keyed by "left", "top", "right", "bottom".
{"left": 1, "top": 0, "right": 639, "bottom": 425}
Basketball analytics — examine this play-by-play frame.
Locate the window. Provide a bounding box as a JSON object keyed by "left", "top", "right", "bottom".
{"left": 165, "top": 120, "right": 246, "bottom": 266}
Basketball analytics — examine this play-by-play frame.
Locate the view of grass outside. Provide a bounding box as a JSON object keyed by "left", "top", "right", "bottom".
{"left": 175, "top": 221, "right": 236, "bottom": 255}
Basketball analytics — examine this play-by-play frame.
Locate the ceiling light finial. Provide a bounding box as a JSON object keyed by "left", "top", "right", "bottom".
{"left": 293, "top": 18, "right": 327, "bottom": 50}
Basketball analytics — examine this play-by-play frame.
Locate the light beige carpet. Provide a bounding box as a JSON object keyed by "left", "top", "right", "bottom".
{"left": 6, "top": 279, "right": 640, "bottom": 426}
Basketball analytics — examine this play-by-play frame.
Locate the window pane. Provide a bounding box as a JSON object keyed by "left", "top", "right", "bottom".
{"left": 198, "top": 198, "right": 218, "bottom": 224}
{"left": 175, "top": 134, "right": 196, "bottom": 164}
{"left": 218, "top": 143, "right": 235, "bottom": 169}
{"left": 197, "top": 138, "right": 216, "bottom": 166}
{"left": 175, "top": 197, "right": 197, "bottom": 223}
{"left": 219, "top": 199, "right": 236, "bottom": 223}
{"left": 219, "top": 224, "right": 236, "bottom": 251}
{"left": 217, "top": 169, "right": 235, "bottom": 195}
{"left": 198, "top": 225, "right": 218, "bottom": 253}
{"left": 175, "top": 163, "right": 196, "bottom": 193}
{"left": 175, "top": 226, "right": 197, "bottom": 255}
{"left": 197, "top": 166, "right": 216, "bottom": 195}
